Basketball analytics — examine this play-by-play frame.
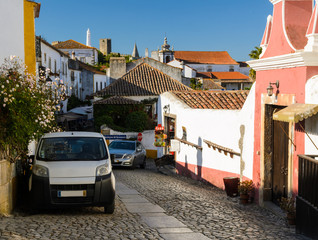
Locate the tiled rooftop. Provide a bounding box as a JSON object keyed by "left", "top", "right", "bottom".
{"left": 53, "top": 39, "right": 95, "bottom": 50}
{"left": 78, "top": 61, "right": 105, "bottom": 75}
{"left": 93, "top": 96, "right": 140, "bottom": 105}
{"left": 96, "top": 63, "right": 192, "bottom": 97}
{"left": 174, "top": 51, "right": 238, "bottom": 65}
{"left": 197, "top": 71, "right": 250, "bottom": 80}
{"left": 171, "top": 90, "right": 249, "bottom": 110}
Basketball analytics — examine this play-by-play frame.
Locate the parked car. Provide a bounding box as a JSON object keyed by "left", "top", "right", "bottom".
{"left": 29, "top": 131, "right": 115, "bottom": 213}
{"left": 108, "top": 140, "right": 147, "bottom": 169}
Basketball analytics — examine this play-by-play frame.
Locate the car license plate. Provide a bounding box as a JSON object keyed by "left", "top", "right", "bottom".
{"left": 57, "top": 190, "right": 87, "bottom": 197}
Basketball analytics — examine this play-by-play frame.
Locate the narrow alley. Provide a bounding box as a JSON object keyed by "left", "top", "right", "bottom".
{"left": 0, "top": 160, "right": 304, "bottom": 240}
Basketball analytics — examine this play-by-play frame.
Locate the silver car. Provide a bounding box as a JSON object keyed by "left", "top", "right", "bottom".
{"left": 108, "top": 140, "right": 147, "bottom": 169}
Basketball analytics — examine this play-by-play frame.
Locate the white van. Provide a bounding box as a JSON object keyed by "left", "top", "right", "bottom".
{"left": 30, "top": 131, "right": 115, "bottom": 213}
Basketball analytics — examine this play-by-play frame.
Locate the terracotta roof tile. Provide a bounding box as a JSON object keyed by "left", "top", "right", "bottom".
{"left": 97, "top": 63, "right": 192, "bottom": 97}
{"left": 174, "top": 51, "right": 238, "bottom": 65}
{"left": 172, "top": 90, "right": 249, "bottom": 110}
{"left": 54, "top": 39, "right": 96, "bottom": 50}
{"left": 210, "top": 72, "right": 249, "bottom": 80}
{"left": 93, "top": 96, "right": 140, "bottom": 105}
{"left": 78, "top": 61, "right": 105, "bottom": 75}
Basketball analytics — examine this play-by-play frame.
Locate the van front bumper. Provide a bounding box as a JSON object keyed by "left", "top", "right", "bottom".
{"left": 30, "top": 172, "right": 115, "bottom": 209}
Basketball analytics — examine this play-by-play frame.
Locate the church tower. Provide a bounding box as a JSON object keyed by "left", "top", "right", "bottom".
{"left": 86, "top": 28, "right": 91, "bottom": 47}
{"left": 158, "top": 37, "right": 174, "bottom": 63}
{"left": 131, "top": 42, "right": 140, "bottom": 60}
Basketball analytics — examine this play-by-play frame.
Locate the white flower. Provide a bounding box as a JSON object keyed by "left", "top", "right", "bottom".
{"left": 3, "top": 104, "right": 6, "bottom": 107}
{"left": 1, "top": 85, "right": 4, "bottom": 88}
{"left": 4, "top": 97, "right": 8, "bottom": 102}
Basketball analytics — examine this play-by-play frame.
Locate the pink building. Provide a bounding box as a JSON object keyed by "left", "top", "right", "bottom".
{"left": 248, "top": 0, "right": 318, "bottom": 209}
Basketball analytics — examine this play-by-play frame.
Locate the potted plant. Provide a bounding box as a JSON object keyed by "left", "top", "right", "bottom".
{"left": 279, "top": 197, "right": 296, "bottom": 225}
{"left": 238, "top": 180, "right": 254, "bottom": 204}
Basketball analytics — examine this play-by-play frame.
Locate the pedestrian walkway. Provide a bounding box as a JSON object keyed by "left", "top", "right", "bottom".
{"left": 117, "top": 181, "right": 211, "bottom": 240}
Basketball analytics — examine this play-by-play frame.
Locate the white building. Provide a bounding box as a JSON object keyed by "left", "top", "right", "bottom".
{"left": 53, "top": 39, "right": 98, "bottom": 65}
{"left": 157, "top": 87, "right": 254, "bottom": 190}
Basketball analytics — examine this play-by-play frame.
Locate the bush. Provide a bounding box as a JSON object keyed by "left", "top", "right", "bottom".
{"left": 67, "top": 94, "right": 91, "bottom": 111}
{"left": 0, "top": 58, "right": 64, "bottom": 163}
{"left": 125, "top": 111, "right": 148, "bottom": 132}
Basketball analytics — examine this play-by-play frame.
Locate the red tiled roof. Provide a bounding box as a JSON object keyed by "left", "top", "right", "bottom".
{"left": 172, "top": 90, "right": 249, "bottom": 110}
{"left": 93, "top": 96, "right": 140, "bottom": 105}
{"left": 202, "top": 80, "right": 225, "bottom": 90}
{"left": 78, "top": 61, "right": 105, "bottom": 75}
{"left": 174, "top": 51, "right": 238, "bottom": 65}
{"left": 212, "top": 72, "right": 249, "bottom": 80}
{"left": 53, "top": 40, "right": 95, "bottom": 50}
{"left": 97, "top": 63, "right": 192, "bottom": 97}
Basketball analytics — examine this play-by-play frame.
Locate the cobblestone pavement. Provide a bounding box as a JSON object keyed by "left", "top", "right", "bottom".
{"left": 0, "top": 159, "right": 306, "bottom": 240}
{"left": 115, "top": 160, "right": 306, "bottom": 240}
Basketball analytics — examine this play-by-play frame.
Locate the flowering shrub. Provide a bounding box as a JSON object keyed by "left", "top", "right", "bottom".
{"left": 0, "top": 57, "right": 65, "bottom": 163}
{"left": 279, "top": 197, "right": 296, "bottom": 215}
{"left": 238, "top": 180, "right": 254, "bottom": 195}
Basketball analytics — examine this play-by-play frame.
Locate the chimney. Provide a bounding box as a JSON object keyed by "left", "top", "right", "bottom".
{"left": 72, "top": 51, "right": 76, "bottom": 60}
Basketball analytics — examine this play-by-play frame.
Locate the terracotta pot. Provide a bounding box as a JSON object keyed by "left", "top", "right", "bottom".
{"left": 240, "top": 194, "right": 249, "bottom": 204}
{"left": 223, "top": 177, "right": 239, "bottom": 197}
{"left": 287, "top": 212, "right": 296, "bottom": 225}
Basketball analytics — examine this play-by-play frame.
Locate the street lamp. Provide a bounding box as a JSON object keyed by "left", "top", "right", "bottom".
{"left": 163, "top": 104, "right": 170, "bottom": 114}
{"left": 267, "top": 80, "right": 279, "bottom": 96}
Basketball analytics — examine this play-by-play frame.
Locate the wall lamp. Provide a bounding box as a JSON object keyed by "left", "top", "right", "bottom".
{"left": 267, "top": 80, "right": 279, "bottom": 96}
{"left": 163, "top": 104, "right": 170, "bottom": 114}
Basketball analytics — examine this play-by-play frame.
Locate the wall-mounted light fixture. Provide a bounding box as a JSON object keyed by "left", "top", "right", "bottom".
{"left": 163, "top": 104, "right": 170, "bottom": 114}
{"left": 267, "top": 80, "right": 279, "bottom": 96}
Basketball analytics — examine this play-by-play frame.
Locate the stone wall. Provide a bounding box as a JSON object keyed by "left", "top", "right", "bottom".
{"left": 0, "top": 160, "right": 17, "bottom": 214}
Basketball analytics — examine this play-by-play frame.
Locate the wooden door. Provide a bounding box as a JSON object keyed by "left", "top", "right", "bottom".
{"left": 272, "top": 120, "right": 289, "bottom": 204}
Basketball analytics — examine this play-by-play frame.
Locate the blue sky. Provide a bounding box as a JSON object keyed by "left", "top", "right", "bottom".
{"left": 35, "top": 0, "right": 273, "bottom": 61}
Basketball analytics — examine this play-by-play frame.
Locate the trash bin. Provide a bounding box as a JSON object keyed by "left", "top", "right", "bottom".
{"left": 223, "top": 177, "right": 239, "bottom": 197}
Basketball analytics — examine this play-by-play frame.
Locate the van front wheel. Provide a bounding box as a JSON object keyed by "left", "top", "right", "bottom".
{"left": 104, "top": 200, "right": 115, "bottom": 214}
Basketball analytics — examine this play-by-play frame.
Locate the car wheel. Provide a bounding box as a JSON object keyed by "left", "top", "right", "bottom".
{"left": 130, "top": 158, "right": 135, "bottom": 170}
{"left": 140, "top": 157, "right": 146, "bottom": 169}
{"left": 104, "top": 200, "right": 115, "bottom": 214}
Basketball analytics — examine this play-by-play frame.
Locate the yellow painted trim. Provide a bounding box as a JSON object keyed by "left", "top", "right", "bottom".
{"left": 146, "top": 149, "right": 157, "bottom": 159}
{"left": 24, "top": 0, "right": 37, "bottom": 75}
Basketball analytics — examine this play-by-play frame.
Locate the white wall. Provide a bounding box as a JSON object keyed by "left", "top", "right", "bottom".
{"left": 158, "top": 84, "right": 255, "bottom": 180}
{"left": 0, "top": 0, "right": 24, "bottom": 64}
{"left": 66, "top": 49, "right": 98, "bottom": 65}
{"left": 187, "top": 64, "right": 240, "bottom": 72}
{"left": 94, "top": 73, "right": 107, "bottom": 93}
{"left": 305, "top": 75, "right": 318, "bottom": 154}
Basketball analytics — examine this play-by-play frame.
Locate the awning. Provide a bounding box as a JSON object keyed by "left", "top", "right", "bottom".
{"left": 273, "top": 103, "right": 318, "bottom": 123}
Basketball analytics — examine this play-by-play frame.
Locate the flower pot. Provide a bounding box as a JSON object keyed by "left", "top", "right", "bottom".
{"left": 239, "top": 194, "right": 249, "bottom": 204}
{"left": 223, "top": 177, "right": 239, "bottom": 197}
{"left": 287, "top": 212, "right": 296, "bottom": 225}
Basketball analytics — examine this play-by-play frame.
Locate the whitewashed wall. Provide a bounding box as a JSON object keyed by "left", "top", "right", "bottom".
{"left": 66, "top": 49, "right": 98, "bottom": 65}
{"left": 305, "top": 75, "right": 318, "bottom": 155}
{"left": 158, "top": 84, "right": 255, "bottom": 179}
{"left": 187, "top": 64, "right": 240, "bottom": 72}
{"left": 0, "top": 0, "right": 24, "bottom": 64}
{"left": 94, "top": 74, "right": 107, "bottom": 93}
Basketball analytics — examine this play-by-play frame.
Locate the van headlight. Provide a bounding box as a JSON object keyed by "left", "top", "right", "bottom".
{"left": 33, "top": 165, "right": 49, "bottom": 177}
{"left": 96, "top": 160, "right": 111, "bottom": 176}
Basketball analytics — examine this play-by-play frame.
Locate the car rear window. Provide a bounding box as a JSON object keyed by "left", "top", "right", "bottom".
{"left": 108, "top": 141, "right": 135, "bottom": 150}
{"left": 37, "top": 137, "right": 108, "bottom": 161}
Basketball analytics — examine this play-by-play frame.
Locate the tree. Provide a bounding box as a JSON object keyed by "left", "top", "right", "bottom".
{"left": 249, "top": 46, "right": 262, "bottom": 80}
{"left": 0, "top": 58, "right": 65, "bottom": 163}
{"left": 190, "top": 78, "right": 203, "bottom": 90}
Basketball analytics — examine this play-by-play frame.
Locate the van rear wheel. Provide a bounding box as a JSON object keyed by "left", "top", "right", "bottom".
{"left": 104, "top": 200, "right": 115, "bottom": 214}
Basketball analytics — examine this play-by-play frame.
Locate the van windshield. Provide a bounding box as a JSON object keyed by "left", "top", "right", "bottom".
{"left": 37, "top": 137, "right": 108, "bottom": 161}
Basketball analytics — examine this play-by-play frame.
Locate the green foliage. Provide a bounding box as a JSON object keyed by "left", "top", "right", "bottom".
{"left": 67, "top": 94, "right": 91, "bottom": 111}
{"left": 190, "top": 78, "right": 203, "bottom": 90}
{"left": 93, "top": 101, "right": 155, "bottom": 132}
{"left": 249, "top": 46, "right": 262, "bottom": 80}
{"left": 0, "top": 58, "right": 64, "bottom": 163}
{"left": 125, "top": 111, "right": 148, "bottom": 132}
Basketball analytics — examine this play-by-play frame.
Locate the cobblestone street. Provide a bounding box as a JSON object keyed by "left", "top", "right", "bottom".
{"left": 0, "top": 160, "right": 306, "bottom": 240}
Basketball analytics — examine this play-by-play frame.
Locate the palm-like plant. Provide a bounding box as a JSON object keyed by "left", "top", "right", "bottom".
{"left": 249, "top": 46, "right": 262, "bottom": 80}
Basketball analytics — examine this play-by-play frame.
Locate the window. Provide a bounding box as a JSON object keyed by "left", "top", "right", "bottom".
{"left": 80, "top": 57, "right": 85, "bottom": 62}
{"left": 61, "top": 62, "right": 64, "bottom": 74}
{"left": 229, "top": 66, "right": 234, "bottom": 72}
{"left": 44, "top": 53, "right": 47, "bottom": 64}
{"left": 54, "top": 60, "right": 57, "bottom": 73}
{"left": 100, "top": 82, "right": 102, "bottom": 90}
{"left": 71, "top": 71, "right": 75, "bottom": 82}
{"left": 165, "top": 56, "right": 170, "bottom": 63}
{"left": 48, "top": 57, "right": 51, "bottom": 71}
{"left": 207, "top": 66, "right": 212, "bottom": 72}
{"left": 96, "top": 82, "right": 98, "bottom": 92}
